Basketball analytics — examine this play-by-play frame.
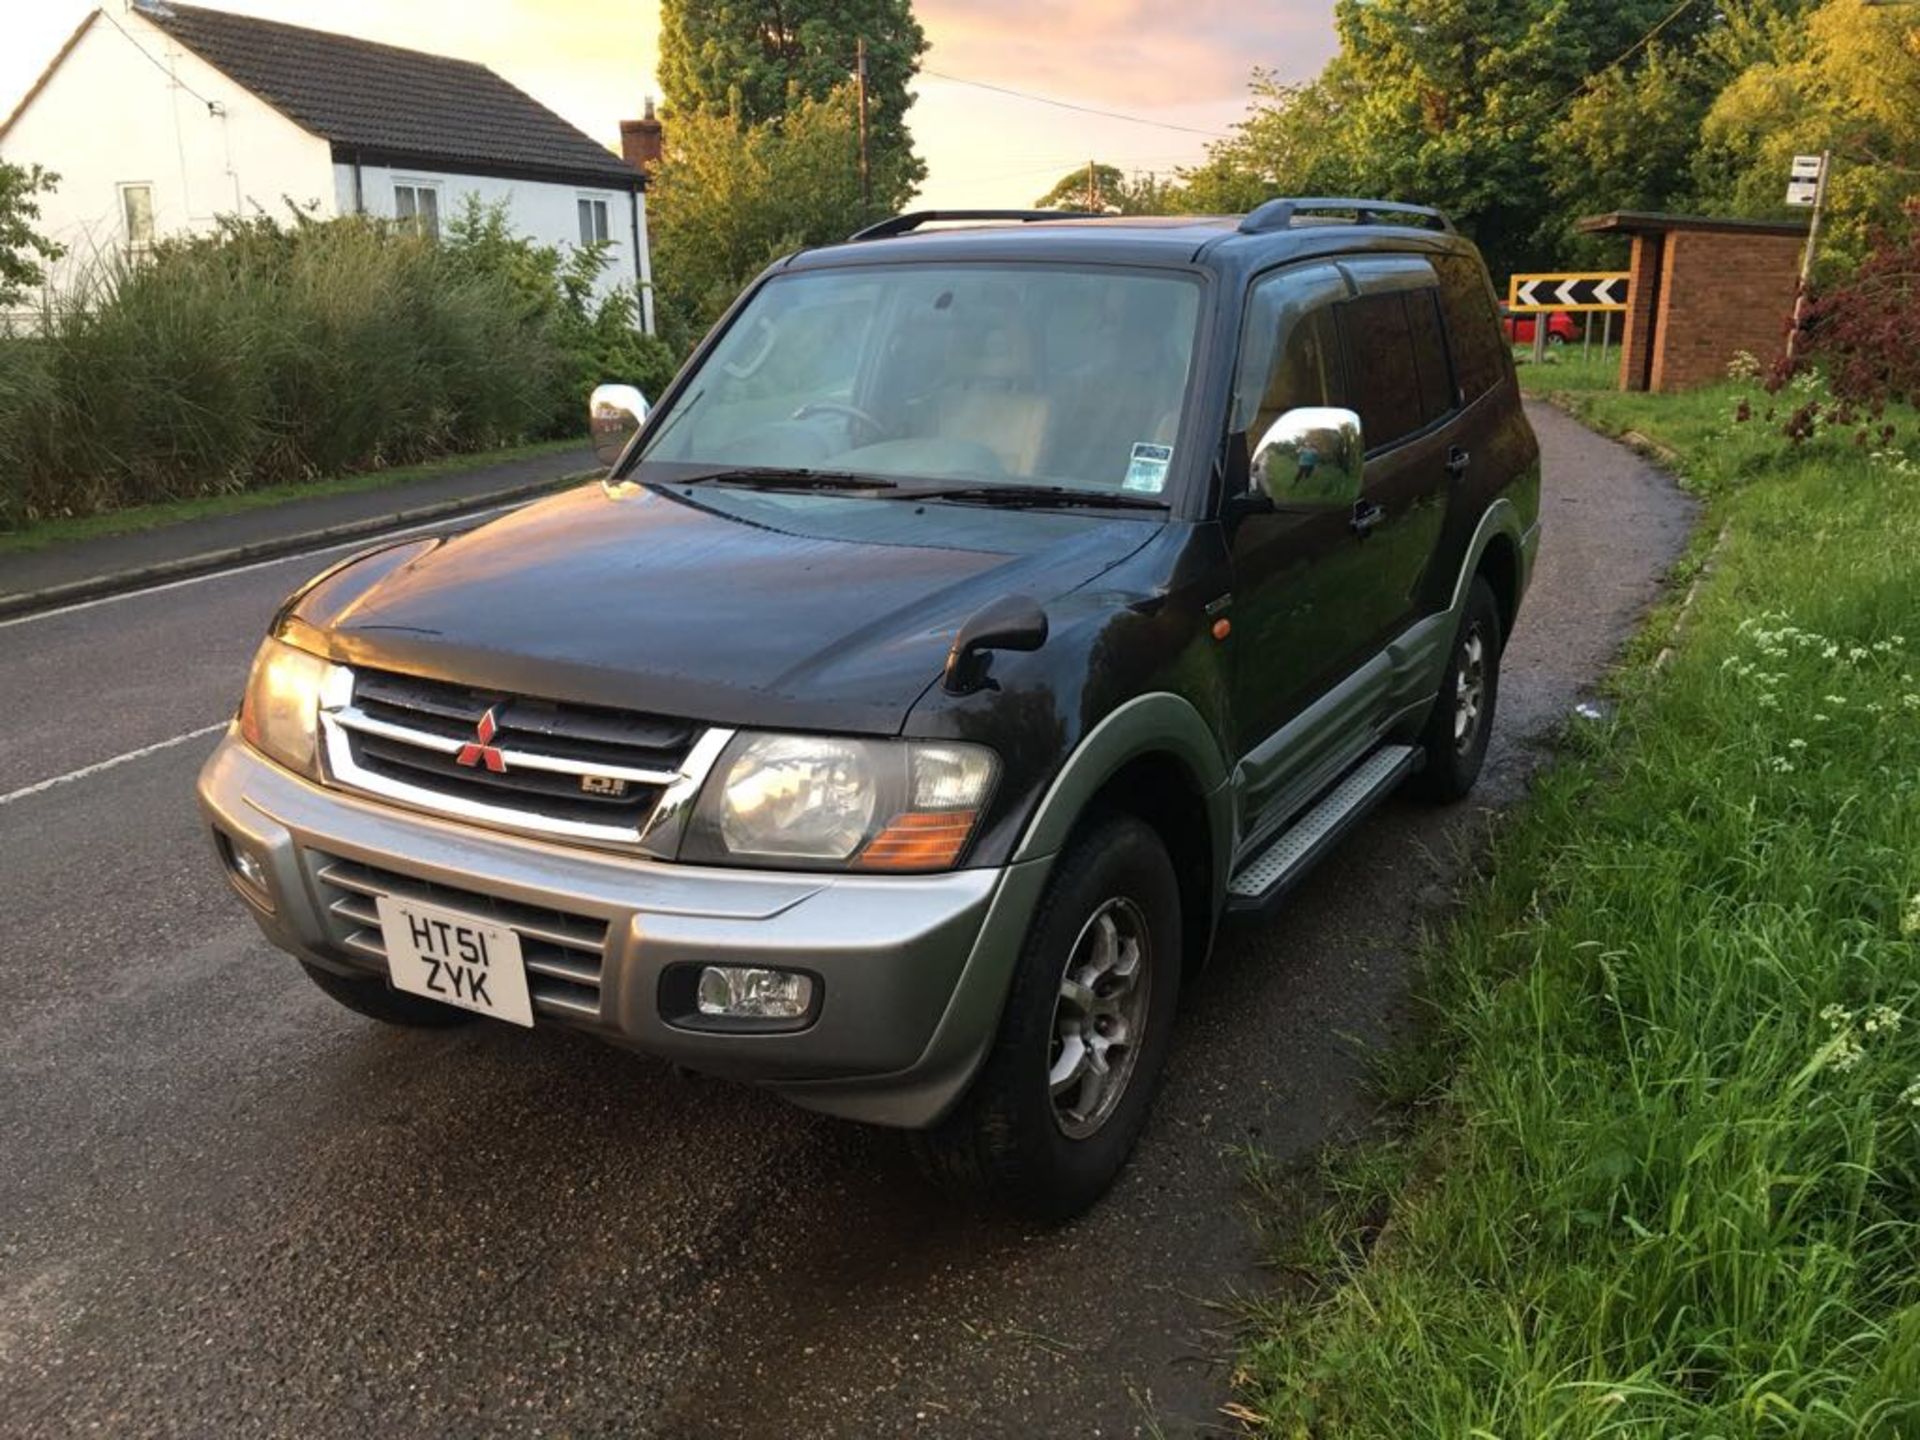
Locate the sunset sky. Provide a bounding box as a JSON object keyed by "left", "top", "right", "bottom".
{"left": 2, "top": 0, "right": 1340, "bottom": 208}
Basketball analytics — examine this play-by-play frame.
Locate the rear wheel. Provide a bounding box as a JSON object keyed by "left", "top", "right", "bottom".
{"left": 301, "top": 961, "right": 477, "bottom": 1027}
{"left": 914, "top": 816, "right": 1181, "bottom": 1221}
{"left": 1413, "top": 573, "right": 1502, "bottom": 802}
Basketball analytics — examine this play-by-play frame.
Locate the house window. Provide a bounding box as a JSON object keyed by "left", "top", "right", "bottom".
{"left": 119, "top": 183, "right": 154, "bottom": 252}
{"left": 578, "top": 196, "right": 610, "bottom": 245}
{"left": 393, "top": 182, "right": 440, "bottom": 240}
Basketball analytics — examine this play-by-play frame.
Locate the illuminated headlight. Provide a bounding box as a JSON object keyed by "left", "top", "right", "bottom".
{"left": 238, "top": 636, "right": 333, "bottom": 778}
{"left": 682, "top": 732, "right": 997, "bottom": 871}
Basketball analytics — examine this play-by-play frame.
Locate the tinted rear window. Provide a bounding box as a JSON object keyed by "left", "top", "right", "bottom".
{"left": 1433, "top": 252, "right": 1510, "bottom": 402}
{"left": 1340, "top": 293, "right": 1423, "bottom": 450}
{"left": 1406, "top": 288, "right": 1455, "bottom": 422}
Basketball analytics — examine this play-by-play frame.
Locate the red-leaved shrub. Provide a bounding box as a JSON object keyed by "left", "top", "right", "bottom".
{"left": 1805, "top": 200, "right": 1920, "bottom": 407}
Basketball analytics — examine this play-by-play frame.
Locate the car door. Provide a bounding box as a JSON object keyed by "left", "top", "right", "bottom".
{"left": 1224, "top": 259, "right": 1460, "bottom": 844}
{"left": 1224, "top": 263, "right": 1377, "bottom": 835}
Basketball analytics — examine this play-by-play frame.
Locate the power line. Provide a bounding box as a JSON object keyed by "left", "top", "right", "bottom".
{"left": 919, "top": 69, "right": 1230, "bottom": 139}
{"left": 1556, "top": 0, "right": 1701, "bottom": 110}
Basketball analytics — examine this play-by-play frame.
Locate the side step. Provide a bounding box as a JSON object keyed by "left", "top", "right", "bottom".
{"left": 1225, "top": 745, "right": 1420, "bottom": 914}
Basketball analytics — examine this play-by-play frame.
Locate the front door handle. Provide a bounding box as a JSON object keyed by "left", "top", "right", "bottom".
{"left": 1444, "top": 446, "right": 1471, "bottom": 481}
{"left": 1349, "top": 499, "right": 1386, "bottom": 538}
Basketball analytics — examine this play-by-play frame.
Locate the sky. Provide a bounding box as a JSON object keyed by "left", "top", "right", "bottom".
{"left": 1, "top": 0, "right": 1340, "bottom": 208}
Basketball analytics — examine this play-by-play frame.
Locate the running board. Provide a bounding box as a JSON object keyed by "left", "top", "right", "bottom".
{"left": 1225, "top": 745, "right": 1419, "bottom": 913}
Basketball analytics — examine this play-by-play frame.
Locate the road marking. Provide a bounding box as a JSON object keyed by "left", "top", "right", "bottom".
{"left": 0, "top": 502, "right": 521, "bottom": 632}
{"left": 0, "top": 722, "right": 229, "bottom": 806}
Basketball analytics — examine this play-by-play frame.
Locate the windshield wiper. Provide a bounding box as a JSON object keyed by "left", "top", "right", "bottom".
{"left": 676, "top": 466, "right": 898, "bottom": 492}
{"left": 897, "top": 483, "right": 1169, "bottom": 511}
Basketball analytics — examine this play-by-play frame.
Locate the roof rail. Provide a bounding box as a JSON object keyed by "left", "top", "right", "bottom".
{"left": 1238, "top": 197, "right": 1454, "bottom": 235}
{"left": 847, "top": 209, "right": 1103, "bottom": 242}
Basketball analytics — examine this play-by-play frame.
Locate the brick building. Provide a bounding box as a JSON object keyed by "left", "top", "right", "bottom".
{"left": 1578, "top": 212, "right": 1810, "bottom": 392}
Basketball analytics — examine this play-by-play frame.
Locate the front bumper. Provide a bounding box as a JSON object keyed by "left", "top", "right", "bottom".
{"left": 196, "top": 731, "right": 1049, "bottom": 1127}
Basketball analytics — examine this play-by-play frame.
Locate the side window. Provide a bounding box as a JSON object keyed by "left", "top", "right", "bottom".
{"left": 1233, "top": 265, "right": 1351, "bottom": 446}
{"left": 1432, "top": 252, "right": 1510, "bottom": 402}
{"left": 119, "top": 183, "right": 154, "bottom": 253}
{"left": 1339, "top": 293, "right": 1423, "bottom": 450}
{"left": 1406, "top": 288, "right": 1455, "bottom": 422}
{"left": 394, "top": 183, "right": 441, "bottom": 240}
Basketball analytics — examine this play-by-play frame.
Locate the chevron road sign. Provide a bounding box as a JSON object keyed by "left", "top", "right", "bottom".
{"left": 1507, "top": 272, "right": 1631, "bottom": 313}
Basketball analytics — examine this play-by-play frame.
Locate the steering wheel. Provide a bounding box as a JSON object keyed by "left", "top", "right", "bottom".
{"left": 791, "top": 401, "right": 886, "bottom": 447}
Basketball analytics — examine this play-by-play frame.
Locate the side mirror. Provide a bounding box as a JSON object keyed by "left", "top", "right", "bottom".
{"left": 1250, "top": 406, "right": 1365, "bottom": 508}
{"left": 589, "top": 383, "right": 649, "bottom": 467}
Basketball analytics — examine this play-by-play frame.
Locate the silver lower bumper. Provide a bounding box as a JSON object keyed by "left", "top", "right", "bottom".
{"left": 196, "top": 731, "right": 1049, "bottom": 1127}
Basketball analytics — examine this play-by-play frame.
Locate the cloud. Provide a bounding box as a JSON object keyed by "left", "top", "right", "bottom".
{"left": 916, "top": 0, "right": 1337, "bottom": 107}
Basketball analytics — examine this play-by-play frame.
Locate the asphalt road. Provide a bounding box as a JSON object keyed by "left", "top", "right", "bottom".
{"left": 0, "top": 403, "right": 1694, "bottom": 1438}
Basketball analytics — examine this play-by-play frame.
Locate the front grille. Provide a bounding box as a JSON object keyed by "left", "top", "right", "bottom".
{"left": 314, "top": 855, "right": 609, "bottom": 1022}
{"left": 327, "top": 667, "right": 698, "bottom": 839}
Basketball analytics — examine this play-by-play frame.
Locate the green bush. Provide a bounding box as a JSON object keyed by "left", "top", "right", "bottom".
{"left": 0, "top": 203, "right": 680, "bottom": 532}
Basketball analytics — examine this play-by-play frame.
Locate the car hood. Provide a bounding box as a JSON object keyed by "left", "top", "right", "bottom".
{"left": 289, "top": 479, "right": 1160, "bottom": 733}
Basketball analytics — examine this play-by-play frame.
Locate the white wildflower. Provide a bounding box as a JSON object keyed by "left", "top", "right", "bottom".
{"left": 1863, "top": 1005, "right": 1902, "bottom": 1038}
{"left": 1900, "top": 1077, "right": 1920, "bottom": 1109}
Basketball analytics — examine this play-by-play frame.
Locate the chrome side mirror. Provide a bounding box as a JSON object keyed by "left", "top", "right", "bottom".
{"left": 589, "top": 383, "right": 649, "bottom": 467}
{"left": 1250, "top": 406, "right": 1364, "bottom": 508}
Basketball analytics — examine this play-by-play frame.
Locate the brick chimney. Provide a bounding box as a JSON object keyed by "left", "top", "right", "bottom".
{"left": 620, "top": 97, "right": 664, "bottom": 174}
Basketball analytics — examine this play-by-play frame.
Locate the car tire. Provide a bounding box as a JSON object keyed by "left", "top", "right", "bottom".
{"left": 913, "top": 815, "right": 1182, "bottom": 1221}
{"left": 1413, "top": 573, "right": 1502, "bottom": 803}
{"left": 300, "top": 961, "right": 478, "bottom": 1027}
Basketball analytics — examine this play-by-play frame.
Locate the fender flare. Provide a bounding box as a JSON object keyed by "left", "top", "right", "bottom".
{"left": 1447, "top": 496, "right": 1525, "bottom": 620}
{"left": 1011, "top": 691, "right": 1233, "bottom": 869}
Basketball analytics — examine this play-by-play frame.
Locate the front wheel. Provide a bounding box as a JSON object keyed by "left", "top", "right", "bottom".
{"left": 914, "top": 816, "right": 1181, "bottom": 1220}
{"left": 1413, "top": 573, "right": 1502, "bottom": 802}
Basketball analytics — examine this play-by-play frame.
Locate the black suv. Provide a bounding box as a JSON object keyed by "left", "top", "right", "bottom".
{"left": 199, "top": 199, "right": 1541, "bottom": 1217}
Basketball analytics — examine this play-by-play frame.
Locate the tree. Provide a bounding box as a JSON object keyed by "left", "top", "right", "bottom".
{"left": 647, "top": 83, "right": 891, "bottom": 346}
{"left": 0, "top": 162, "right": 62, "bottom": 309}
{"left": 1698, "top": 0, "right": 1920, "bottom": 265}
{"left": 658, "top": 0, "right": 927, "bottom": 209}
{"left": 1033, "top": 163, "right": 1181, "bottom": 215}
{"left": 1180, "top": 0, "right": 1806, "bottom": 278}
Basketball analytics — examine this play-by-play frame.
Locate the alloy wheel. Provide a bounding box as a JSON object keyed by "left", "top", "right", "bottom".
{"left": 1047, "top": 896, "right": 1151, "bottom": 1140}
{"left": 1454, "top": 623, "right": 1487, "bottom": 754}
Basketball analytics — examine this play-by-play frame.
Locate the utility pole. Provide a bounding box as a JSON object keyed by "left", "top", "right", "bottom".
{"left": 1785, "top": 149, "right": 1830, "bottom": 366}
{"left": 1086, "top": 160, "right": 1097, "bottom": 212}
{"left": 855, "top": 38, "right": 871, "bottom": 222}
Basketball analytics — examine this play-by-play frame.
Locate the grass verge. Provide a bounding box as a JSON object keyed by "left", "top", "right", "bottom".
{"left": 0, "top": 438, "right": 587, "bottom": 556}
{"left": 1232, "top": 369, "right": 1920, "bottom": 1435}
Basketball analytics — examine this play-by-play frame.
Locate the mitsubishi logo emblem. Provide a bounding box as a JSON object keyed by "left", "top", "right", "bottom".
{"left": 455, "top": 707, "right": 507, "bottom": 772}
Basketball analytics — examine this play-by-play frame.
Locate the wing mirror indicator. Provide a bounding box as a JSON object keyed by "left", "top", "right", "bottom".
{"left": 1250, "top": 406, "right": 1365, "bottom": 509}
{"left": 589, "top": 383, "right": 650, "bottom": 467}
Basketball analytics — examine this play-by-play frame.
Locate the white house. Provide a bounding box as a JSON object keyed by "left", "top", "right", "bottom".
{"left": 0, "top": 0, "right": 657, "bottom": 329}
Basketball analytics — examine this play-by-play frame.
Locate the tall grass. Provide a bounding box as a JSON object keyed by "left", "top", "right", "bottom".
{"left": 1235, "top": 378, "right": 1920, "bottom": 1435}
{"left": 0, "top": 206, "right": 678, "bottom": 533}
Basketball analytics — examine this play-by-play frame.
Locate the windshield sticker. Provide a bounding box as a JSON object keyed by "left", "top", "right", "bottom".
{"left": 1123, "top": 443, "right": 1173, "bottom": 494}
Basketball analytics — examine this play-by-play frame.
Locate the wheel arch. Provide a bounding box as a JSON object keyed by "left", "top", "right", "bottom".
{"left": 1012, "top": 693, "right": 1233, "bottom": 975}
{"left": 1475, "top": 529, "right": 1521, "bottom": 648}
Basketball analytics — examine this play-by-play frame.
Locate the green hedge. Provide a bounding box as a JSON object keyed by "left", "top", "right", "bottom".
{"left": 0, "top": 203, "right": 679, "bottom": 532}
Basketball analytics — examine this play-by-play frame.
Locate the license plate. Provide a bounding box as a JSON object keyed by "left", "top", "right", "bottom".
{"left": 374, "top": 895, "right": 534, "bottom": 1027}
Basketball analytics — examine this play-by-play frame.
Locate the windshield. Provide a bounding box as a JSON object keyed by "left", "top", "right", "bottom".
{"left": 639, "top": 264, "right": 1203, "bottom": 498}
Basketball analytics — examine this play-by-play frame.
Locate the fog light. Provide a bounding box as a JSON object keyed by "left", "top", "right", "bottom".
{"left": 233, "top": 847, "right": 268, "bottom": 891}
{"left": 217, "top": 832, "right": 273, "bottom": 907}
{"left": 695, "top": 966, "right": 813, "bottom": 1020}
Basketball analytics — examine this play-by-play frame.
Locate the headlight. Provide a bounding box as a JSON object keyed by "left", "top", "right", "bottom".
{"left": 682, "top": 732, "right": 998, "bottom": 871}
{"left": 238, "top": 637, "right": 331, "bottom": 778}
